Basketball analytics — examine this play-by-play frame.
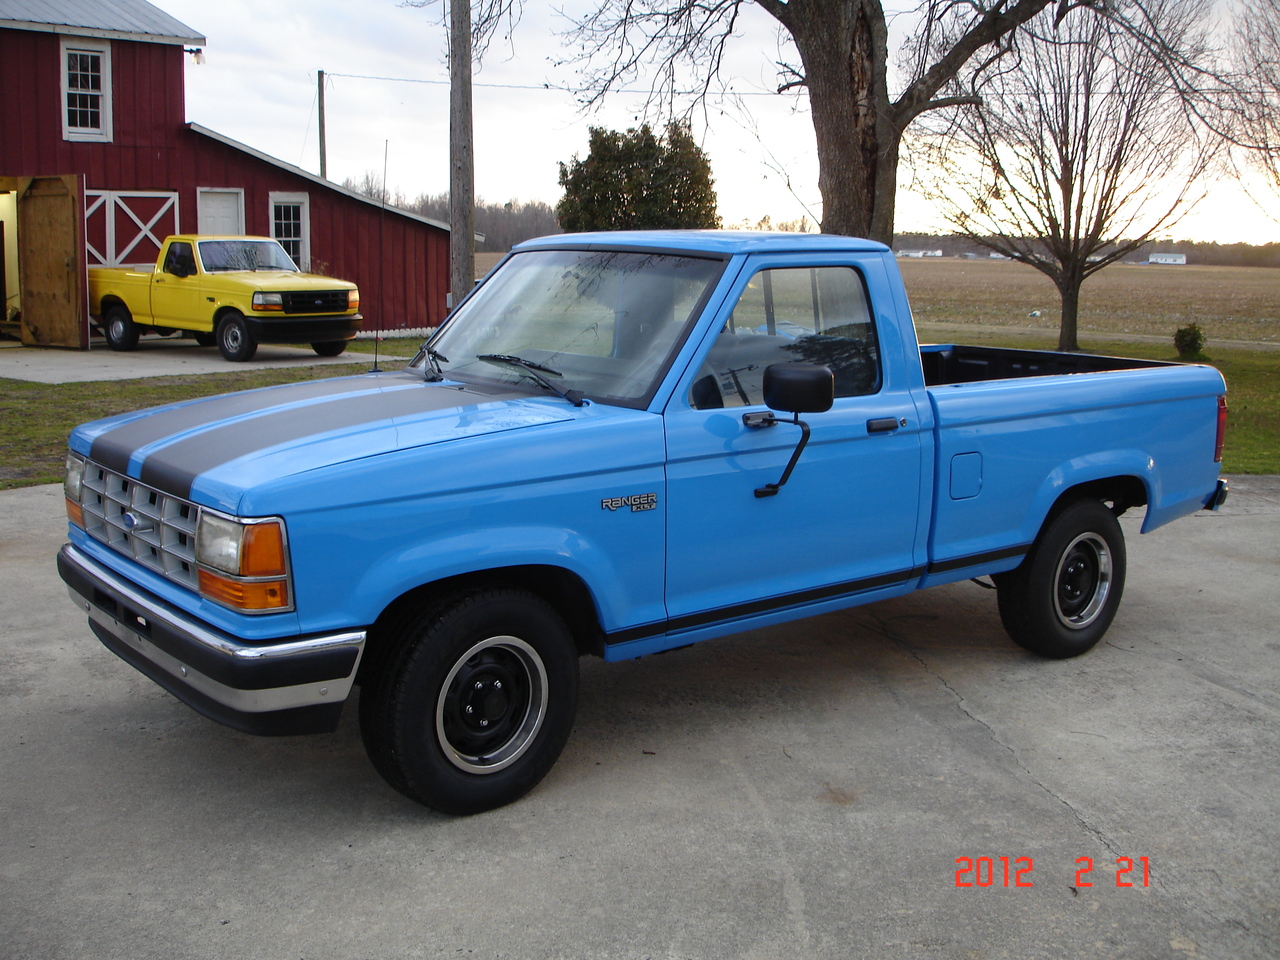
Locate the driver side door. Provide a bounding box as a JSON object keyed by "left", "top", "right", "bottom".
{"left": 663, "top": 255, "right": 927, "bottom": 629}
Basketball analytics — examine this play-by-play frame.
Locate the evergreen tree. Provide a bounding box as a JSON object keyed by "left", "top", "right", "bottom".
{"left": 556, "top": 121, "right": 721, "bottom": 231}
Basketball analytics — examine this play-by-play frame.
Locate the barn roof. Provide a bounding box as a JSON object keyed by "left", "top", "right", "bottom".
{"left": 0, "top": 0, "right": 204, "bottom": 46}
{"left": 187, "top": 123, "right": 451, "bottom": 234}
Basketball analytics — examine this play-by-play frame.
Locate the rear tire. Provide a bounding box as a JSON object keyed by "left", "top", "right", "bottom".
{"left": 216, "top": 311, "right": 257, "bottom": 362}
{"left": 359, "top": 588, "right": 579, "bottom": 815}
{"left": 311, "top": 341, "right": 347, "bottom": 357}
{"left": 103, "top": 306, "right": 138, "bottom": 351}
{"left": 996, "top": 497, "right": 1126, "bottom": 659}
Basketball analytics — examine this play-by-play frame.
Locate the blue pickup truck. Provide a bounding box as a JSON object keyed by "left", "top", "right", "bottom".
{"left": 58, "top": 231, "right": 1229, "bottom": 814}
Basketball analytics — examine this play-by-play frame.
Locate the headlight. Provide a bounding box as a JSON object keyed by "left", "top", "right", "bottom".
{"left": 195, "top": 512, "right": 291, "bottom": 612}
{"left": 64, "top": 453, "right": 85, "bottom": 527}
{"left": 252, "top": 292, "right": 283, "bottom": 311}
{"left": 347, "top": 288, "right": 360, "bottom": 312}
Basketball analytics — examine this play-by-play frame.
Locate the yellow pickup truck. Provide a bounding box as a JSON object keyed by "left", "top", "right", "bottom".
{"left": 88, "top": 235, "right": 362, "bottom": 361}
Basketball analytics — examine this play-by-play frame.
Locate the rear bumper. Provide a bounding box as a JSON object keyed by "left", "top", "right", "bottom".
{"left": 58, "top": 543, "right": 365, "bottom": 736}
{"left": 246, "top": 314, "right": 363, "bottom": 343}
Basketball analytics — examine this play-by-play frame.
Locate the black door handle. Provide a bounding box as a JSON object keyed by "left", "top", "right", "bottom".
{"left": 867, "top": 417, "right": 903, "bottom": 433}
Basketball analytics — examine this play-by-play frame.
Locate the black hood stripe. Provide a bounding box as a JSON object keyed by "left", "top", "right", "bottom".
{"left": 90, "top": 376, "right": 383, "bottom": 475}
{"left": 90, "top": 373, "right": 527, "bottom": 499}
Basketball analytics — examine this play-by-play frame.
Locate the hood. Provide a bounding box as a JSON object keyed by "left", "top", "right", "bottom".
{"left": 76, "top": 372, "right": 573, "bottom": 508}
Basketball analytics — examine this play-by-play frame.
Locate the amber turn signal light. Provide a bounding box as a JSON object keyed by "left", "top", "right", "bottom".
{"left": 198, "top": 569, "right": 290, "bottom": 611}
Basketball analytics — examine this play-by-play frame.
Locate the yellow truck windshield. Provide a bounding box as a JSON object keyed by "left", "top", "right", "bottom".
{"left": 198, "top": 240, "right": 299, "bottom": 273}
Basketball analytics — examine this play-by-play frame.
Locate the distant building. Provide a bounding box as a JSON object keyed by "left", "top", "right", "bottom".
{"left": 1148, "top": 253, "right": 1187, "bottom": 266}
{"left": 0, "top": 0, "right": 449, "bottom": 347}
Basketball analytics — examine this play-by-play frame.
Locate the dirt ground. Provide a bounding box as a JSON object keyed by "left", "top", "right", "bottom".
{"left": 894, "top": 259, "right": 1279, "bottom": 344}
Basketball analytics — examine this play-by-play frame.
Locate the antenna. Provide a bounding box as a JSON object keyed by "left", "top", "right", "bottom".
{"left": 371, "top": 139, "right": 388, "bottom": 373}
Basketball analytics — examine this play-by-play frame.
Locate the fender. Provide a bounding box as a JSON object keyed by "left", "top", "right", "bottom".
{"left": 301, "top": 523, "right": 657, "bottom": 638}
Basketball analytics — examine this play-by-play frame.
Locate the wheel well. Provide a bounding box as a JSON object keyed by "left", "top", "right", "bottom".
{"left": 361, "top": 566, "right": 605, "bottom": 682}
{"left": 1054, "top": 475, "right": 1148, "bottom": 520}
{"left": 212, "top": 306, "right": 242, "bottom": 326}
{"left": 98, "top": 296, "right": 127, "bottom": 318}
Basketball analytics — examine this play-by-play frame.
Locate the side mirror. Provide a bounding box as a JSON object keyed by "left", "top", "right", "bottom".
{"left": 763, "top": 363, "right": 834, "bottom": 414}
{"left": 746, "top": 364, "right": 835, "bottom": 498}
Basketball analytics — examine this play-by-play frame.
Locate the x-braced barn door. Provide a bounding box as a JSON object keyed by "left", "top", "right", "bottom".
{"left": 84, "top": 190, "right": 179, "bottom": 267}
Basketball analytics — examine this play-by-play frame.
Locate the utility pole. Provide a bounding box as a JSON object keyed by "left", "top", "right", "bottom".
{"left": 448, "top": 0, "right": 474, "bottom": 311}
{"left": 317, "top": 70, "right": 328, "bottom": 180}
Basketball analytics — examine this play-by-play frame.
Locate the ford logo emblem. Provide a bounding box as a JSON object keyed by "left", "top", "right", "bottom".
{"left": 121, "top": 512, "right": 152, "bottom": 533}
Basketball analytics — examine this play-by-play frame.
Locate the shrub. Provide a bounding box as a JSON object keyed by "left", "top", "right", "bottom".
{"left": 1174, "top": 323, "right": 1207, "bottom": 359}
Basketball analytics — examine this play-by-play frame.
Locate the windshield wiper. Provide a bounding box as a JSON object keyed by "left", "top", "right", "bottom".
{"left": 476, "top": 354, "right": 585, "bottom": 407}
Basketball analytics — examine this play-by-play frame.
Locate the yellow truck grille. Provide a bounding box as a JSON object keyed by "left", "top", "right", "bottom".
{"left": 80, "top": 461, "right": 201, "bottom": 591}
{"left": 281, "top": 290, "right": 349, "bottom": 314}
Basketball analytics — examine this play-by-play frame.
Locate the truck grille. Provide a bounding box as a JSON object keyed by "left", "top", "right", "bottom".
{"left": 281, "top": 290, "right": 349, "bottom": 314}
{"left": 79, "top": 461, "right": 201, "bottom": 591}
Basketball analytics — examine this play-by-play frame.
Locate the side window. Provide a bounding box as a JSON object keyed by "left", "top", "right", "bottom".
{"left": 163, "top": 242, "right": 195, "bottom": 277}
{"left": 689, "top": 266, "right": 881, "bottom": 410}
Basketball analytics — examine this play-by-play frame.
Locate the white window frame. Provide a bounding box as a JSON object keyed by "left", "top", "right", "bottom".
{"left": 197, "top": 188, "right": 246, "bottom": 235}
{"left": 61, "top": 37, "right": 113, "bottom": 143}
{"left": 269, "top": 192, "right": 311, "bottom": 270}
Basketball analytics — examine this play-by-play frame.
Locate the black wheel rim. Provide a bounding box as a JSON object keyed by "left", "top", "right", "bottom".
{"left": 1053, "top": 532, "right": 1112, "bottom": 630}
{"left": 435, "top": 636, "right": 548, "bottom": 774}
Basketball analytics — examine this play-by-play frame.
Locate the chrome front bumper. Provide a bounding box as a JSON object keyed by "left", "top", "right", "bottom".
{"left": 58, "top": 542, "right": 366, "bottom": 736}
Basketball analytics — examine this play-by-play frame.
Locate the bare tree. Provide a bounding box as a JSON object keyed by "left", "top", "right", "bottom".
{"left": 1233, "top": 0, "right": 1280, "bottom": 198}
{"left": 565, "top": 0, "right": 1229, "bottom": 245}
{"left": 915, "top": 0, "right": 1219, "bottom": 351}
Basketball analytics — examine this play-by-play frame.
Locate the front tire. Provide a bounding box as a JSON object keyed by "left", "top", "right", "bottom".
{"left": 311, "top": 341, "right": 347, "bottom": 357}
{"left": 216, "top": 311, "right": 257, "bottom": 362}
{"left": 103, "top": 306, "right": 138, "bottom": 351}
{"left": 359, "top": 588, "right": 579, "bottom": 815}
{"left": 996, "top": 497, "right": 1127, "bottom": 659}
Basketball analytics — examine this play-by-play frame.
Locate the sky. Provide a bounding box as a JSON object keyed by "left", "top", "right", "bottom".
{"left": 153, "top": 0, "right": 1278, "bottom": 245}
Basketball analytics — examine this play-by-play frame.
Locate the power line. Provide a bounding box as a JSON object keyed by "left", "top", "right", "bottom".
{"left": 323, "top": 71, "right": 786, "bottom": 97}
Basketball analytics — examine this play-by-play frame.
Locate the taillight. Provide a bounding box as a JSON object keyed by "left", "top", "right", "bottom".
{"left": 1214, "top": 396, "right": 1227, "bottom": 463}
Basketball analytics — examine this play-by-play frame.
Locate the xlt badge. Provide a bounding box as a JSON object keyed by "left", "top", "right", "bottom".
{"left": 601, "top": 492, "right": 657, "bottom": 513}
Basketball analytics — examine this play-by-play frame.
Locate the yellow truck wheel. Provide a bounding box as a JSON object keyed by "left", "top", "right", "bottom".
{"left": 104, "top": 306, "right": 139, "bottom": 352}
{"left": 216, "top": 312, "right": 258, "bottom": 362}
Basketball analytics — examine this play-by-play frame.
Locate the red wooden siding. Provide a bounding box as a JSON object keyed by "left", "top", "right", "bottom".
{"left": 1, "top": 26, "right": 448, "bottom": 329}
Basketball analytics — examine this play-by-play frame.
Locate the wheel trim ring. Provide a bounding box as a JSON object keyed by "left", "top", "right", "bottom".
{"left": 109, "top": 317, "right": 124, "bottom": 341}
{"left": 435, "top": 635, "right": 548, "bottom": 775}
{"left": 1053, "top": 532, "right": 1112, "bottom": 630}
{"left": 223, "top": 325, "right": 242, "bottom": 351}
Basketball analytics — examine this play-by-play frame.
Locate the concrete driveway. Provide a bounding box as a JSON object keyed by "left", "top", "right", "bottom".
{"left": 1, "top": 478, "right": 1277, "bottom": 959}
{"left": 0, "top": 335, "right": 415, "bottom": 384}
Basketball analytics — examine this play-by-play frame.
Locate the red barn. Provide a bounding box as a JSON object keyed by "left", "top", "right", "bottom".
{"left": 0, "top": 0, "right": 450, "bottom": 348}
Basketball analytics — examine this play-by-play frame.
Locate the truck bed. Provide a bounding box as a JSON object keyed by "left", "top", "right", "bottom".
{"left": 920, "top": 343, "right": 1170, "bottom": 386}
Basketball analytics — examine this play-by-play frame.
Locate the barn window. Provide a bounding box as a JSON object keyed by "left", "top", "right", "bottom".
{"left": 61, "top": 38, "right": 112, "bottom": 142}
{"left": 269, "top": 192, "right": 310, "bottom": 270}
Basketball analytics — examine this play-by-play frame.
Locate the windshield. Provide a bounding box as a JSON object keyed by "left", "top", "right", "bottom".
{"left": 197, "top": 240, "right": 299, "bottom": 273}
{"left": 417, "top": 249, "right": 725, "bottom": 407}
